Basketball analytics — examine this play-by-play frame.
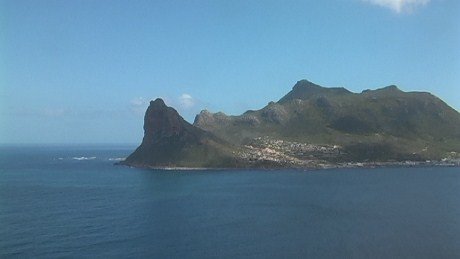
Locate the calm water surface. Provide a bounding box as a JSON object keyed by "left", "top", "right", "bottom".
{"left": 1, "top": 145, "right": 459, "bottom": 258}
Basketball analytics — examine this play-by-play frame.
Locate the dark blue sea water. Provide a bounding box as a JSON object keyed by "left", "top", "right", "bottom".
{"left": 1, "top": 145, "right": 459, "bottom": 258}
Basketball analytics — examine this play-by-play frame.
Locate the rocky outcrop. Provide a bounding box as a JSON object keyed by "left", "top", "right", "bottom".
{"left": 142, "top": 98, "right": 200, "bottom": 145}
{"left": 121, "top": 98, "right": 240, "bottom": 168}
{"left": 193, "top": 110, "right": 231, "bottom": 131}
{"left": 261, "top": 102, "right": 288, "bottom": 124}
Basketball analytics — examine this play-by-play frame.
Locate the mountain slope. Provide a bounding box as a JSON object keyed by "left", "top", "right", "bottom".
{"left": 194, "top": 80, "right": 460, "bottom": 162}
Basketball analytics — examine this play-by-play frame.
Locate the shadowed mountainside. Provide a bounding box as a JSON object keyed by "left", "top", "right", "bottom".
{"left": 121, "top": 99, "right": 241, "bottom": 168}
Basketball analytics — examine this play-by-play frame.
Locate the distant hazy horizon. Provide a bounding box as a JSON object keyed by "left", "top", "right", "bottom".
{"left": 1, "top": 0, "right": 459, "bottom": 144}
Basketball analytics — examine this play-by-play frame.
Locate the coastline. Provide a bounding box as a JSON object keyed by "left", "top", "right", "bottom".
{"left": 116, "top": 160, "right": 460, "bottom": 171}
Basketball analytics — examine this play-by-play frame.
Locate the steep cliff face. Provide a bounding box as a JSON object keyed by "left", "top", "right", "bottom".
{"left": 141, "top": 98, "right": 202, "bottom": 146}
{"left": 121, "top": 98, "right": 240, "bottom": 168}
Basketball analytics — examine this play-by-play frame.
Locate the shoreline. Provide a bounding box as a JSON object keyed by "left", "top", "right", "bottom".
{"left": 116, "top": 160, "right": 460, "bottom": 171}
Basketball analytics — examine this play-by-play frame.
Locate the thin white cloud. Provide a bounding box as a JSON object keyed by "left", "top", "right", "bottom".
{"left": 362, "top": 0, "right": 430, "bottom": 13}
{"left": 178, "top": 93, "right": 196, "bottom": 109}
{"left": 129, "top": 97, "right": 149, "bottom": 115}
{"left": 130, "top": 97, "right": 147, "bottom": 107}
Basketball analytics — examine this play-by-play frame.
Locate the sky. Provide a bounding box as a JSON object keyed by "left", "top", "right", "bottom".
{"left": 1, "top": 0, "right": 459, "bottom": 144}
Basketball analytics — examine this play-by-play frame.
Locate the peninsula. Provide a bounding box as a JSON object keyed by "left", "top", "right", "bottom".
{"left": 120, "top": 80, "right": 460, "bottom": 169}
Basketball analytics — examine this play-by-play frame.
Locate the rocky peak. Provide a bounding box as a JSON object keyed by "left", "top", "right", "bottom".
{"left": 381, "top": 85, "right": 401, "bottom": 91}
{"left": 361, "top": 85, "right": 404, "bottom": 97}
{"left": 143, "top": 98, "right": 189, "bottom": 144}
{"left": 193, "top": 110, "right": 213, "bottom": 126}
{"left": 292, "top": 80, "right": 322, "bottom": 90}
{"left": 278, "top": 80, "right": 351, "bottom": 103}
{"left": 194, "top": 109, "right": 212, "bottom": 120}
{"left": 149, "top": 98, "right": 167, "bottom": 108}
{"left": 194, "top": 110, "right": 230, "bottom": 130}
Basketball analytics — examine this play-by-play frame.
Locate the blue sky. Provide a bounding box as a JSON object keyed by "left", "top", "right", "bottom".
{"left": 1, "top": 0, "right": 459, "bottom": 144}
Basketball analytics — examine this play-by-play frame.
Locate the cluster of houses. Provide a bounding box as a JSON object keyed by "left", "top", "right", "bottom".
{"left": 235, "top": 136, "right": 343, "bottom": 167}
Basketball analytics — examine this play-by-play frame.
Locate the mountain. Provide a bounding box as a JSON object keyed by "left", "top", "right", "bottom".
{"left": 123, "top": 81, "right": 460, "bottom": 168}
{"left": 120, "top": 98, "right": 241, "bottom": 168}
{"left": 278, "top": 80, "right": 352, "bottom": 103}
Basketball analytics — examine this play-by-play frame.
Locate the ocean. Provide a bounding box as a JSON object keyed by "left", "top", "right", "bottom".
{"left": 1, "top": 145, "right": 459, "bottom": 258}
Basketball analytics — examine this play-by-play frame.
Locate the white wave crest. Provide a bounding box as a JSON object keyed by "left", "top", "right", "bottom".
{"left": 72, "top": 156, "right": 97, "bottom": 161}
{"left": 108, "top": 157, "right": 125, "bottom": 161}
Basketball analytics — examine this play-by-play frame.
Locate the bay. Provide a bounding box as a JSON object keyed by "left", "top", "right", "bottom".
{"left": 1, "top": 145, "right": 459, "bottom": 258}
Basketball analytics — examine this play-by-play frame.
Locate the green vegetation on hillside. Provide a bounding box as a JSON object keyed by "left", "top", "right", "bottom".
{"left": 123, "top": 80, "right": 460, "bottom": 168}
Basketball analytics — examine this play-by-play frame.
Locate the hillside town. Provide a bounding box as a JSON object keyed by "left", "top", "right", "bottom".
{"left": 234, "top": 136, "right": 460, "bottom": 169}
